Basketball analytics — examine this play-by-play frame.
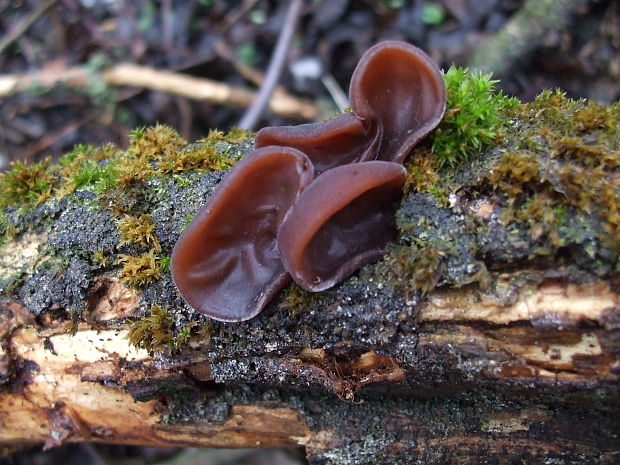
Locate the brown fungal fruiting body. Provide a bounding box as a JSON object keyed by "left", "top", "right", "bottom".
{"left": 278, "top": 161, "right": 407, "bottom": 291}
{"left": 256, "top": 41, "right": 446, "bottom": 166}
{"left": 350, "top": 40, "right": 446, "bottom": 163}
{"left": 256, "top": 113, "right": 376, "bottom": 174}
{"left": 172, "top": 41, "right": 446, "bottom": 321}
{"left": 171, "top": 146, "right": 313, "bottom": 322}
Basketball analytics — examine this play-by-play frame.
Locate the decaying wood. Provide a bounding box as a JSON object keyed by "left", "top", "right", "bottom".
{"left": 1, "top": 270, "right": 618, "bottom": 462}
{"left": 0, "top": 111, "right": 619, "bottom": 463}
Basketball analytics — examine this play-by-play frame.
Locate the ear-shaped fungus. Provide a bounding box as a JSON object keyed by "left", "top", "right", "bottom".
{"left": 255, "top": 41, "right": 445, "bottom": 167}
{"left": 171, "top": 41, "right": 447, "bottom": 322}
{"left": 255, "top": 113, "right": 379, "bottom": 174}
{"left": 171, "top": 146, "right": 313, "bottom": 322}
{"left": 277, "top": 161, "right": 407, "bottom": 292}
{"left": 349, "top": 40, "right": 446, "bottom": 163}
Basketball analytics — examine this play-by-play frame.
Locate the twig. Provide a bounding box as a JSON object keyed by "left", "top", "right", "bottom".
{"left": 0, "top": 64, "right": 320, "bottom": 121}
{"left": 237, "top": 0, "right": 305, "bottom": 130}
{"left": 321, "top": 73, "right": 349, "bottom": 112}
{"left": 468, "top": 0, "right": 593, "bottom": 77}
{"left": 0, "top": 0, "right": 60, "bottom": 56}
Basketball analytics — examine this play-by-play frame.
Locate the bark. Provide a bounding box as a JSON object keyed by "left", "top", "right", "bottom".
{"left": 0, "top": 105, "right": 619, "bottom": 463}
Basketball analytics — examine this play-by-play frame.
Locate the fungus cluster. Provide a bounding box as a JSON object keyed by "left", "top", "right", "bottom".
{"left": 171, "top": 41, "right": 446, "bottom": 322}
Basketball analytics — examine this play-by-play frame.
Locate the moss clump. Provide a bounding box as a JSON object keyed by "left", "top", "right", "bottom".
{"left": 487, "top": 150, "right": 540, "bottom": 196}
{"left": 157, "top": 145, "right": 236, "bottom": 174}
{"left": 403, "top": 151, "right": 451, "bottom": 206}
{"left": 97, "top": 125, "right": 243, "bottom": 197}
{"left": 127, "top": 305, "right": 196, "bottom": 352}
{"left": 0, "top": 158, "right": 56, "bottom": 209}
{"left": 56, "top": 143, "right": 120, "bottom": 196}
{"left": 487, "top": 93, "right": 620, "bottom": 252}
{"left": 430, "top": 66, "right": 519, "bottom": 167}
{"left": 515, "top": 90, "right": 620, "bottom": 149}
{"left": 0, "top": 124, "right": 243, "bottom": 218}
{"left": 116, "top": 250, "right": 162, "bottom": 286}
{"left": 128, "top": 124, "right": 186, "bottom": 160}
{"left": 0, "top": 143, "right": 121, "bottom": 212}
{"left": 404, "top": 150, "right": 440, "bottom": 193}
{"left": 92, "top": 250, "right": 110, "bottom": 267}
{"left": 572, "top": 102, "right": 615, "bottom": 134}
{"left": 279, "top": 283, "right": 318, "bottom": 317}
{"left": 202, "top": 127, "right": 252, "bottom": 144}
{"left": 379, "top": 244, "right": 445, "bottom": 297}
{"left": 117, "top": 214, "right": 161, "bottom": 252}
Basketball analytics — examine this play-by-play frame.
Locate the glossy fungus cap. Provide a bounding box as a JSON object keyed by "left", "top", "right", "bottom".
{"left": 255, "top": 112, "right": 379, "bottom": 174}
{"left": 277, "top": 161, "right": 407, "bottom": 292}
{"left": 171, "top": 146, "right": 313, "bottom": 322}
{"left": 349, "top": 40, "right": 446, "bottom": 163}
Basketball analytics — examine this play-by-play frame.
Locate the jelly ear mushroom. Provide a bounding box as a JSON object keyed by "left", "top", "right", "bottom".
{"left": 277, "top": 161, "right": 407, "bottom": 292}
{"left": 171, "top": 146, "right": 313, "bottom": 322}
{"left": 255, "top": 113, "right": 380, "bottom": 175}
{"left": 349, "top": 40, "right": 446, "bottom": 164}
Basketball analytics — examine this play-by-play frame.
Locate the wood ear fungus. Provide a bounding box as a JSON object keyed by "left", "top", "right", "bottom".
{"left": 171, "top": 146, "right": 313, "bottom": 322}
{"left": 349, "top": 40, "right": 446, "bottom": 164}
{"left": 255, "top": 41, "right": 445, "bottom": 166}
{"left": 277, "top": 161, "right": 407, "bottom": 292}
{"left": 171, "top": 41, "right": 446, "bottom": 322}
{"left": 255, "top": 113, "right": 378, "bottom": 174}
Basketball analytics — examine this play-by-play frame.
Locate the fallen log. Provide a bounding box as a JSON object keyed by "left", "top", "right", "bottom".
{"left": 0, "top": 89, "right": 619, "bottom": 463}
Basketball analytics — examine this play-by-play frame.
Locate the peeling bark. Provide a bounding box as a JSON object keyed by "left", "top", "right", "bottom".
{"left": 1, "top": 269, "right": 618, "bottom": 463}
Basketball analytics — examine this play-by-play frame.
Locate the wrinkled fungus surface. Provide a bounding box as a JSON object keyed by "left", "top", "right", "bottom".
{"left": 172, "top": 40, "right": 446, "bottom": 321}
{"left": 171, "top": 146, "right": 313, "bottom": 322}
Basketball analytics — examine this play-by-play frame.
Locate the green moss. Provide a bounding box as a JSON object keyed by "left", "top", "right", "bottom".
{"left": 0, "top": 157, "right": 56, "bottom": 209}
{"left": 57, "top": 143, "right": 120, "bottom": 195}
{"left": 486, "top": 93, "right": 620, "bottom": 252}
{"left": 160, "top": 255, "right": 171, "bottom": 273}
{"left": 117, "top": 214, "right": 161, "bottom": 252}
{"left": 127, "top": 305, "right": 196, "bottom": 352}
{"left": 67, "top": 160, "right": 119, "bottom": 193}
{"left": 116, "top": 250, "right": 162, "bottom": 286}
{"left": 430, "top": 66, "right": 519, "bottom": 167}
{"left": 92, "top": 249, "right": 110, "bottom": 267}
